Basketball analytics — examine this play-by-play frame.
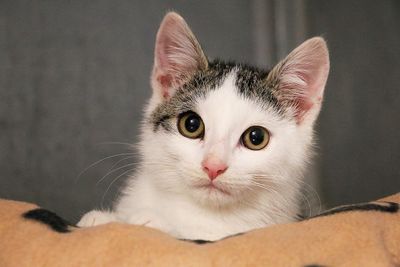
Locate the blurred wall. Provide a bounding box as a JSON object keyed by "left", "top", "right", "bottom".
{"left": 0, "top": 0, "right": 399, "bottom": 221}
{"left": 305, "top": 0, "right": 400, "bottom": 206}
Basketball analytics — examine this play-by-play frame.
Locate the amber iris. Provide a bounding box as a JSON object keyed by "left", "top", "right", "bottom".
{"left": 177, "top": 112, "right": 205, "bottom": 139}
{"left": 241, "top": 126, "right": 270, "bottom": 150}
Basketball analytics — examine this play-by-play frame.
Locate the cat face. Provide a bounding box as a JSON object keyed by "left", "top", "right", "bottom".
{"left": 140, "top": 12, "right": 329, "bottom": 208}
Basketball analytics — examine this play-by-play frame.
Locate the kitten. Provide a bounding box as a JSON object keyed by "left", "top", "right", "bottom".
{"left": 78, "top": 12, "right": 330, "bottom": 241}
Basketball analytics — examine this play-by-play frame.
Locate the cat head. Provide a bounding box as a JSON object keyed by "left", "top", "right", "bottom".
{"left": 140, "top": 12, "right": 329, "bottom": 209}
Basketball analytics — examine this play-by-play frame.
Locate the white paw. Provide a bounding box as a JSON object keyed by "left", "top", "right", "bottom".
{"left": 127, "top": 211, "right": 166, "bottom": 231}
{"left": 77, "top": 210, "right": 116, "bottom": 227}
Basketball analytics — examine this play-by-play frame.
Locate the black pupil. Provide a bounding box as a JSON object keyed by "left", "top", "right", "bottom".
{"left": 185, "top": 115, "right": 200, "bottom": 133}
{"left": 249, "top": 128, "right": 264, "bottom": 145}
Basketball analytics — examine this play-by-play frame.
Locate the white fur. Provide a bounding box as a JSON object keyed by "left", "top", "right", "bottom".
{"left": 79, "top": 71, "right": 316, "bottom": 241}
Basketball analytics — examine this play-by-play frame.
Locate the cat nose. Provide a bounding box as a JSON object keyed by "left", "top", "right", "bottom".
{"left": 201, "top": 158, "right": 228, "bottom": 181}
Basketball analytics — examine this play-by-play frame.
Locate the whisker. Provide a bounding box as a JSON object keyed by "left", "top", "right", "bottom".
{"left": 96, "top": 141, "right": 136, "bottom": 147}
{"left": 75, "top": 152, "right": 136, "bottom": 183}
{"left": 96, "top": 163, "right": 137, "bottom": 185}
{"left": 248, "top": 173, "right": 321, "bottom": 216}
{"left": 108, "top": 156, "right": 137, "bottom": 172}
{"left": 100, "top": 168, "right": 134, "bottom": 209}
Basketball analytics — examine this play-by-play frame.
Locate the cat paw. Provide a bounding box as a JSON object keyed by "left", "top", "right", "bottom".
{"left": 77, "top": 210, "right": 116, "bottom": 227}
{"left": 127, "top": 211, "right": 166, "bottom": 230}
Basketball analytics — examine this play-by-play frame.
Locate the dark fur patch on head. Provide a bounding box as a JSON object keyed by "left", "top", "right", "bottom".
{"left": 307, "top": 201, "right": 399, "bottom": 220}
{"left": 23, "top": 208, "right": 74, "bottom": 233}
{"left": 150, "top": 59, "right": 283, "bottom": 132}
{"left": 235, "top": 64, "right": 279, "bottom": 109}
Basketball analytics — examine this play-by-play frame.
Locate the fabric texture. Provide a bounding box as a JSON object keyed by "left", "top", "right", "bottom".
{"left": 0, "top": 193, "right": 399, "bottom": 266}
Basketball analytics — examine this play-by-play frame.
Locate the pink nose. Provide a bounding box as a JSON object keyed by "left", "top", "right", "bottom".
{"left": 201, "top": 158, "right": 228, "bottom": 181}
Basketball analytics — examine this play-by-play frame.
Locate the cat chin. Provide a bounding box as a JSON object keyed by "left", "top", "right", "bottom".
{"left": 195, "top": 184, "right": 232, "bottom": 196}
{"left": 188, "top": 184, "right": 242, "bottom": 208}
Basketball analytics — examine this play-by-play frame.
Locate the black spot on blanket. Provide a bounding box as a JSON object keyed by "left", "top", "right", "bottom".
{"left": 308, "top": 201, "right": 399, "bottom": 220}
{"left": 186, "top": 239, "right": 214, "bottom": 245}
{"left": 23, "top": 208, "right": 74, "bottom": 233}
{"left": 183, "top": 232, "right": 244, "bottom": 245}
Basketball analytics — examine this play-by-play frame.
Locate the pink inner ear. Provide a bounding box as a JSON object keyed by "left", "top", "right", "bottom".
{"left": 151, "top": 12, "right": 207, "bottom": 100}
{"left": 156, "top": 32, "right": 179, "bottom": 71}
{"left": 276, "top": 37, "right": 329, "bottom": 123}
{"left": 296, "top": 70, "right": 318, "bottom": 114}
{"left": 292, "top": 67, "right": 327, "bottom": 122}
{"left": 157, "top": 74, "right": 173, "bottom": 98}
{"left": 153, "top": 26, "right": 187, "bottom": 99}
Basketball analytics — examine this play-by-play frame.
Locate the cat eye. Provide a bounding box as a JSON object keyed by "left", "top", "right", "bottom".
{"left": 241, "top": 126, "right": 270, "bottom": 150}
{"left": 177, "top": 111, "right": 205, "bottom": 139}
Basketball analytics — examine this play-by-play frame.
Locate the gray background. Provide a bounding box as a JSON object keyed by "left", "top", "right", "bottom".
{"left": 1, "top": 0, "right": 399, "bottom": 222}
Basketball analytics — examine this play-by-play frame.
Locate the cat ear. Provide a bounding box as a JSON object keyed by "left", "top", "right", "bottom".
{"left": 151, "top": 12, "right": 208, "bottom": 100}
{"left": 266, "top": 37, "right": 330, "bottom": 125}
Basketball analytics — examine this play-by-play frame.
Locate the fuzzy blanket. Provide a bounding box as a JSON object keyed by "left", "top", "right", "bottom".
{"left": 0, "top": 193, "right": 399, "bottom": 266}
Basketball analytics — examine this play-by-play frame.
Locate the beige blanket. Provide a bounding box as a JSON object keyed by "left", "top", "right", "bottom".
{"left": 0, "top": 193, "right": 399, "bottom": 266}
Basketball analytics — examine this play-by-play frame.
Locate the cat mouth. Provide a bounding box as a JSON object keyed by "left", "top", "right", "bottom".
{"left": 196, "top": 183, "right": 231, "bottom": 196}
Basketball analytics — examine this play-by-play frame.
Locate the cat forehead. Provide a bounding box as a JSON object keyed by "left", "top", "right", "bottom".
{"left": 198, "top": 74, "right": 283, "bottom": 134}
{"left": 149, "top": 60, "right": 282, "bottom": 132}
